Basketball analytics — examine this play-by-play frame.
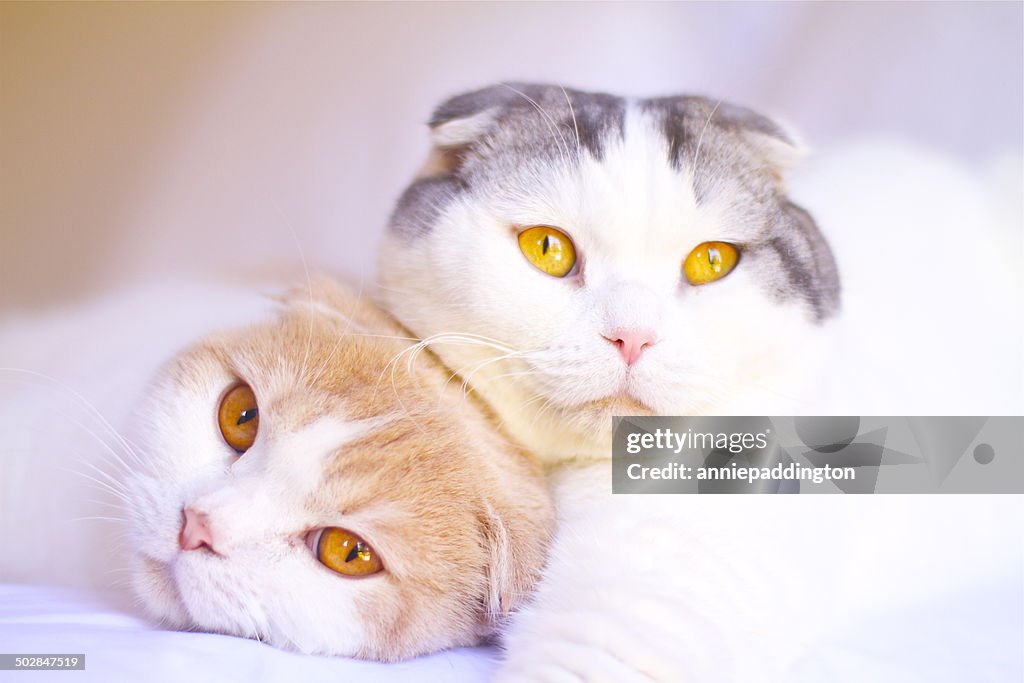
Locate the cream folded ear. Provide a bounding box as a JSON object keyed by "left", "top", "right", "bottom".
{"left": 472, "top": 436, "right": 554, "bottom": 629}
{"left": 478, "top": 492, "right": 552, "bottom": 628}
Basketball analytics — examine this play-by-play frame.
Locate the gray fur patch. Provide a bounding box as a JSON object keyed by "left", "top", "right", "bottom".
{"left": 641, "top": 96, "right": 792, "bottom": 204}
{"left": 770, "top": 201, "right": 841, "bottom": 320}
{"left": 390, "top": 83, "right": 627, "bottom": 240}
{"left": 642, "top": 95, "right": 839, "bottom": 320}
{"left": 430, "top": 82, "right": 626, "bottom": 162}
{"left": 388, "top": 175, "right": 467, "bottom": 238}
{"left": 642, "top": 96, "right": 793, "bottom": 166}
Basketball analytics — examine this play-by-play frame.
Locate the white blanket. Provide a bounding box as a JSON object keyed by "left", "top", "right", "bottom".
{"left": 1, "top": 577, "right": 1019, "bottom": 682}
{"left": 0, "top": 584, "right": 498, "bottom": 682}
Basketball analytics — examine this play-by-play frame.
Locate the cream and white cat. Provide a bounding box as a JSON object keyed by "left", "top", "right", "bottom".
{"left": 125, "top": 279, "right": 555, "bottom": 660}
{"left": 0, "top": 279, "right": 553, "bottom": 661}
{"left": 378, "top": 83, "right": 1023, "bottom": 680}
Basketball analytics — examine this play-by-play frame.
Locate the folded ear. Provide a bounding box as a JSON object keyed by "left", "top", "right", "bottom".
{"left": 477, "top": 469, "right": 553, "bottom": 629}
{"left": 652, "top": 95, "right": 806, "bottom": 182}
{"left": 419, "top": 84, "right": 521, "bottom": 177}
{"left": 710, "top": 100, "right": 807, "bottom": 175}
{"left": 429, "top": 82, "right": 559, "bottom": 141}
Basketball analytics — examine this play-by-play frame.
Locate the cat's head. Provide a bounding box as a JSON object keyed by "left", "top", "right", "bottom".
{"left": 379, "top": 83, "right": 840, "bottom": 461}
{"left": 125, "top": 280, "right": 552, "bottom": 660}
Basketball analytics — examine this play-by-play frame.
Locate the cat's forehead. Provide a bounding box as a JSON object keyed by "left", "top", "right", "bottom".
{"left": 445, "top": 88, "right": 780, "bottom": 244}
{"left": 571, "top": 108, "right": 768, "bottom": 250}
{"left": 167, "top": 312, "right": 406, "bottom": 423}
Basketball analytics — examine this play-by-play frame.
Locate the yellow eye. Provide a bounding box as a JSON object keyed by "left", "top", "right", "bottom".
{"left": 315, "top": 528, "right": 383, "bottom": 577}
{"left": 683, "top": 241, "right": 740, "bottom": 285}
{"left": 217, "top": 383, "right": 259, "bottom": 453}
{"left": 518, "top": 225, "right": 576, "bottom": 277}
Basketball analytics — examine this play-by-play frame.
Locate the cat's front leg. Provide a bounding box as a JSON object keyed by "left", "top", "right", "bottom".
{"left": 494, "top": 466, "right": 709, "bottom": 683}
{"left": 494, "top": 464, "right": 812, "bottom": 683}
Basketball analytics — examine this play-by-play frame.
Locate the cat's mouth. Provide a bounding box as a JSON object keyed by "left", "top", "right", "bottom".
{"left": 605, "top": 375, "right": 659, "bottom": 412}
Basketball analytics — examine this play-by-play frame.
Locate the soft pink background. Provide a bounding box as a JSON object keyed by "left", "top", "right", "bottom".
{"left": 2, "top": 2, "right": 1022, "bottom": 311}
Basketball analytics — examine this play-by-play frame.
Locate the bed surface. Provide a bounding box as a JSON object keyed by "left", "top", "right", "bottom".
{"left": 0, "top": 585, "right": 498, "bottom": 682}
{"left": 2, "top": 577, "right": 1020, "bottom": 682}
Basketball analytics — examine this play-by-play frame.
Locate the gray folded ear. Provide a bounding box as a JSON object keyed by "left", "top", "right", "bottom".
{"left": 419, "top": 108, "right": 500, "bottom": 177}
{"left": 428, "top": 83, "right": 528, "bottom": 137}
{"left": 429, "top": 107, "right": 501, "bottom": 147}
{"left": 711, "top": 100, "right": 806, "bottom": 174}
{"left": 650, "top": 96, "right": 806, "bottom": 182}
{"left": 419, "top": 84, "right": 526, "bottom": 177}
{"left": 420, "top": 82, "right": 630, "bottom": 178}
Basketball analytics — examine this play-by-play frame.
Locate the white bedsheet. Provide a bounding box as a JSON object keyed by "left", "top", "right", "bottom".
{"left": 2, "top": 576, "right": 1021, "bottom": 682}
{"left": 0, "top": 585, "right": 498, "bottom": 682}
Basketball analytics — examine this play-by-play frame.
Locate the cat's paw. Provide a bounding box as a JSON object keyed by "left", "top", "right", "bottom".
{"left": 493, "top": 604, "right": 689, "bottom": 683}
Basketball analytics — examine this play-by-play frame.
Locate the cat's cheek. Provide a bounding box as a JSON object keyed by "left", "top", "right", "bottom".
{"left": 125, "top": 478, "right": 191, "bottom": 565}
{"left": 172, "top": 553, "right": 265, "bottom": 637}
{"left": 131, "top": 556, "right": 189, "bottom": 628}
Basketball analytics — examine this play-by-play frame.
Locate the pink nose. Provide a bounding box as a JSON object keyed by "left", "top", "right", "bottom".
{"left": 179, "top": 508, "right": 216, "bottom": 552}
{"left": 603, "top": 328, "right": 657, "bottom": 367}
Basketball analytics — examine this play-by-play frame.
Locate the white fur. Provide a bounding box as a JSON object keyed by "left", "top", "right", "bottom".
{"left": 381, "top": 105, "right": 820, "bottom": 464}
{"left": 495, "top": 467, "right": 1022, "bottom": 682}
{"left": 379, "top": 99, "right": 1023, "bottom": 680}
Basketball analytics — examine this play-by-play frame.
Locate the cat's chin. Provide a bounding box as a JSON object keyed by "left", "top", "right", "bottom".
{"left": 556, "top": 395, "right": 654, "bottom": 445}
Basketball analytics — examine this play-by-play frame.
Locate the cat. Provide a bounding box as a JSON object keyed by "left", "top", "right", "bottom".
{"left": 117, "top": 278, "right": 553, "bottom": 661}
{"left": 377, "top": 83, "right": 1022, "bottom": 680}
{"left": 381, "top": 83, "right": 839, "bottom": 464}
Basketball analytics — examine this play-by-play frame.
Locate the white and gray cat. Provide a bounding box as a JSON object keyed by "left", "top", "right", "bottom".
{"left": 378, "top": 83, "right": 1021, "bottom": 681}
{"left": 382, "top": 83, "right": 839, "bottom": 462}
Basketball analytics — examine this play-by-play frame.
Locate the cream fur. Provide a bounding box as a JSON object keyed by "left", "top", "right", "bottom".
{"left": 122, "top": 280, "right": 553, "bottom": 660}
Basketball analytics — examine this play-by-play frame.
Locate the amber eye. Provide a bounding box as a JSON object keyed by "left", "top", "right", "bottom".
{"left": 312, "top": 528, "right": 383, "bottom": 577}
{"left": 217, "top": 383, "right": 259, "bottom": 453}
{"left": 518, "top": 225, "right": 577, "bottom": 277}
{"left": 683, "top": 241, "right": 740, "bottom": 285}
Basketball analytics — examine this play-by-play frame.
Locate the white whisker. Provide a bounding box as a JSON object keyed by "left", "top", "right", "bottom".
{"left": 560, "top": 85, "right": 582, "bottom": 156}
{"left": 692, "top": 99, "right": 722, "bottom": 179}
{"left": 0, "top": 369, "right": 142, "bottom": 470}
